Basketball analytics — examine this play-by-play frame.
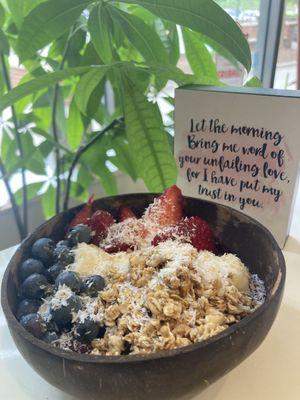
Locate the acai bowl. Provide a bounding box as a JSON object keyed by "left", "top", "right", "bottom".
{"left": 1, "top": 186, "right": 285, "bottom": 400}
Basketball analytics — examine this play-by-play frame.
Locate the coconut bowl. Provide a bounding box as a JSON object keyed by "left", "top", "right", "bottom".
{"left": 1, "top": 194, "right": 285, "bottom": 400}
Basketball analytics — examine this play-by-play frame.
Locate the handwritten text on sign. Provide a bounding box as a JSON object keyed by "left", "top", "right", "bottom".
{"left": 178, "top": 117, "right": 289, "bottom": 212}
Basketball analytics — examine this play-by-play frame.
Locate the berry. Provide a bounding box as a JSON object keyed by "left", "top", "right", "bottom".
{"left": 152, "top": 216, "right": 215, "bottom": 252}
{"left": 54, "top": 244, "right": 74, "bottom": 266}
{"left": 89, "top": 210, "right": 115, "bottom": 245}
{"left": 122, "top": 341, "right": 132, "bottom": 355}
{"left": 119, "top": 206, "right": 137, "bottom": 221}
{"left": 67, "top": 224, "right": 91, "bottom": 246}
{"left": 51, "top": 294, "right": 82, "bottom": 327}
{"left": 55, "top": 271, "right": 82, "bottom": 293}
{"left": 145, "top": 185, "right": 183, "bottom": 228}
{"left": 16, "top": 299, "right": 41, "bottom": 320}
{"left": 43, "top": 331, "right": 59, "bottom": 343}
{"left": 19, "top": 313, "right": 46, "bottom": 339}
{"left": 103, "top": 241, "right": 133, "bottom": 254}
{"left": 69, "top": 195, "right": 94, "bottom": 228}
{"left": 19, "top": 273, "right": 49, "bottom": 300}
{"left": 73, "top": 318, "right": 101, "bottom": 343}
{"left": 46, "top": 263, "right": 65, "bottom": 283}
{"left": 57, "top": 240, "right": 70, "bottom": 248}
{"left": 19, "top": 258, "right": 45, "bottom": 282}
{"left": 32, "top": 238, "right": 55, "bottom": 265}
{"left": 46, "top": 320, "right": 60, "bottom": 334}
{"left": 82, "top": 275, "right": 106, "bottom": 297}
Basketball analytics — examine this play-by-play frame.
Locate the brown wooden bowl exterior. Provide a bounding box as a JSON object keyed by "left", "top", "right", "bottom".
{"left": 1, "top": 194, "right": 285, "bottom": 400}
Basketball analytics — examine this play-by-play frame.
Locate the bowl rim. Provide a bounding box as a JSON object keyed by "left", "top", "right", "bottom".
{"left": 1, "top": 193, "right": 286, "bottom": 364}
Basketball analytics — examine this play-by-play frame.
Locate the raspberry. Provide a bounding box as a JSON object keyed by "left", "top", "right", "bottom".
{"left": 89, "top": 210, "right": 115, "bottom": 245}
{"left": 152, "top": 216, "right": 215, "bottom": 252}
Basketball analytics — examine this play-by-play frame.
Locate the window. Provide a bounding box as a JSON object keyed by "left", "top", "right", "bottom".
{"left": 274, "top": 1, "right": 298, "bottom": 89}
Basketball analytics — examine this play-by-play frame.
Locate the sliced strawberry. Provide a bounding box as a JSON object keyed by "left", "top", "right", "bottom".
{"left": 145, "top": 185, "right": 183, "bottom": 228}
{"left": 90, "top": 210, "right": 115, "bottom": 245}
{"left": 102, "top": 241, "right": 134, "bottom": 254}
{"left": 152, "top": 216, "right": 215, "bottom": 252}
{"left": 119, "top": 206, "right": 137, "bottom": 222}
{"left": 69, "top": 195, "right": 94, "bottom": 228}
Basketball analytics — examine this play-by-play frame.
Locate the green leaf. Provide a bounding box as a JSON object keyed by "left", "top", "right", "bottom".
{"left": 110, "top": 129, "right": 138, "bottom": 181}
{"left": 74, "top": 67, "right": 108, "bottom": 115}
{"left": 198, "top": 31, "right": 239, "bottom": 69}
{"left": 88, "top": 3, "right": 113, "bottom": 63}
{"left": 0, "top": 28, "right": 9, "bottom": 55}
{"left": 0, "top": 3, "right": 5, "bottom": 28}
{"left": 0, "top": 65, "right": 92, "bottom": 112}
{"left": 97, "top": 163, "right": 118, "bottom": 196}
{"left": 17, "top": 0, "right": 92, "bottom": 61}
{"left": 182, "top": 29, "right": 218, "bottom": 81}
{"left": 14, "top": 182, "right": 44, "bottom": 205}
{"left": 67, "top": 98, "right": 84, "bottom": 150}
{"left": 42, "top": 184, "right": 56, "bottom": 218}
{"left": 118, "top": 0, "right": 251, "bottom": 71}
{"left": 7, "top": 0, "right": 46, "bottom": 28}
{"left": 77, "top": 165, "right": 93, "bottom": 190}
{"left": 244, "top": 76, "right": 262, "bottom": 88}
{"left": 0, "top": 129, "right": 15, "bottom": 162}
{"left": 122, "top": 76, "right": 177, "bottom": 191}
{"left": 109, "top": 5, "right": 168, "bottom": 64}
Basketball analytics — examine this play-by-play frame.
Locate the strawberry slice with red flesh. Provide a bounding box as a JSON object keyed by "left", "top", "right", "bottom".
{"left": 145, "top": 185, "right": 183, "bottom": 228}
{"left": 119, "top": 206, "right": 137, "bottom": 222}
{"left": 90, "top": 210, "right": 115, "bottom": 245}
{"left": 152, "top": 216, "right": 215, "bottom": 252}
{"left": 69, "top": 195, "right": 94, "bottom": 228}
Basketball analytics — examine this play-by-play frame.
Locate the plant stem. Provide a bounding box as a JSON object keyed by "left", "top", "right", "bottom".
{"left": 63, "top": 118, "right": 123, "bottom": 211}
{"left": 0, "top": 53, "right": 28, "bottom": 236}
{"left": 51, "top": 27, "right": 74, "bottom": 214}
{"left": 0, "top": 157, "right": 25, "bottom": 239}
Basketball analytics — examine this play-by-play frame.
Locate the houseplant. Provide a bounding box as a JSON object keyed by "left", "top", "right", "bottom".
{"left": 0, "top": 0, "right": 254, "bottom": 240}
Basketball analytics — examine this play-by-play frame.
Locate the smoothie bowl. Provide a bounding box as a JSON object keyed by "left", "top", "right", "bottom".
{"left": 1, "top": 186, "right": 285, "bottom": 400}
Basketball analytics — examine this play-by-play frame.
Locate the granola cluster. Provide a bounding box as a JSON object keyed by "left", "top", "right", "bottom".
{"left": 66, "top": 240, "right": 264, "bottom": 356}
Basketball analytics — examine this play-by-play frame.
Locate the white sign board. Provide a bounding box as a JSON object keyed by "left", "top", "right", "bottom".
{"left": 175, "top": 86, "right": 300, "bottom": 248}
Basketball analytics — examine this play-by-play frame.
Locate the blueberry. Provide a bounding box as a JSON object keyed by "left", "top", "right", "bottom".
{"left": 19, "top": 259, "right": 45, "bottom": 282}
{"left": 98, "top": 325, "right": 106, "bottom": 338}
{"left": 43, "top": 331, "right": 59, "bottom": 343}
{"left": 57, "top": 240, "right": 70, "bottom": 248}
{"left": 67, "top": 224, "right": 91, "bottom": 246}
{"left": 121, "top": 341, "right": 132, "bottom": 355}
{"left": 32, "top": 238, "right": 55, "bottom": 265}
{"left": 54, "top": 245, "right": 74, "bottom": 266}
{"left": 82, "top": 275, "right": 106, "bottom": 297}
{"left": 51, "top": 294, "right": 81, "bottom": 327}
{"left": 73, "top": 318, "right": 101, "bottom": 343}
{"left": 20, "top": 313, "right": 46, "bottom": 339}
{"left": 46, "top": 263, "right": 65, "bottom": 283}
{"left": 19, "top": 273, "right": 49, "bottom": 299}
{"left": 17, "top": 299, "right": 41, "bottom": 319}
{"left": 55, "top": 271, "right": 82, "bottom": 293}
{"left": 46, "top": 319, "right": 60, "bottom": 334}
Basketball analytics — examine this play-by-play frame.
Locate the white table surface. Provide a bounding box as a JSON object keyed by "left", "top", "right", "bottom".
{"left": 1, "top": 239, "right": 300, "bottom": 400}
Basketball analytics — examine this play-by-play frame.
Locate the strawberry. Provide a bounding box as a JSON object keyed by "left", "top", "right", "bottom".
{"left": 102, "top": 241, "right": 133, "bottom": 254}
{"left": 89, "top": 210, "right": 115, "bottom": 245}
{"left": 144, "top": 185, "right": 183, "bottom": 228}
{"left": 119, "top": 206, "right": 137, "bottom": 221}
{"left": 69, "top": 195, "right": 94, "bottom": 228}
{"left": 152, "top": 216, "right": 215, "bottom": 252}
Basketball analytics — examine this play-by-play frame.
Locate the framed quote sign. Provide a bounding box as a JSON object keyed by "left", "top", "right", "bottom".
{"left": 174, "top": 86, "right": 300, "bottom": 248}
